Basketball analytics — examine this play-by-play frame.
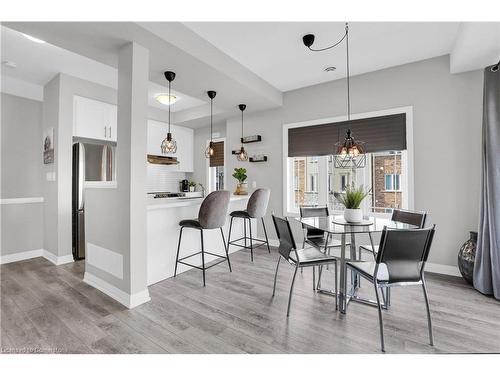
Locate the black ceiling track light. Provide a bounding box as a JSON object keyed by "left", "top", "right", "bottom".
{"left": 161, "top": 70, "right": 177, "bottom": 154}
{"left": 236, "top": 104, "right": 249, "bottom": 161}
{"left": 205, "top": 90, "right": 217, "bottom": 158}
{"left": 303, "top": 23, "right": 366, "bottom": 169}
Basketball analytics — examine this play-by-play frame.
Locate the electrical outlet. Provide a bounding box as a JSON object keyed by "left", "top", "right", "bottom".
{"left": 252, "top": 181, "right": 257, "bottom": 188}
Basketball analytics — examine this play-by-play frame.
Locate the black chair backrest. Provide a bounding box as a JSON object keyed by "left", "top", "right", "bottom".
{"left": 391, "top": 209, "right": 427, "bottom": 228}
{"left": 300, "top": 206, "right": 329, "bottom": 238}
{"left": 376, "top": 226, "right": 436, "bottom": 283}
{"left": 272, "top": 214, "right": 297, "bottom": 261}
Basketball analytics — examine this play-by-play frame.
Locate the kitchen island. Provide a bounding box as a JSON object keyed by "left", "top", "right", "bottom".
{"left": 147, "top": 195, "right": 253, "bottom": 285}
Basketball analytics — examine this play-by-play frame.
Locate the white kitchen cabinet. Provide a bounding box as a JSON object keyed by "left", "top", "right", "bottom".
{"left": 147, "top": 120, "right": 194, "bottom": 172}
{"left": 73, "top": 96, "right": 117, "bottom": 142}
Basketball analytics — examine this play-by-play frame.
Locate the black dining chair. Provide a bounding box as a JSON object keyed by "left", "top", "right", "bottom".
{"left": 271, "top": 214, "right": 338, "bottom": 316}
{"left": 174, "top": 190, "right": 231, "bottom": 286}
{"left": 227, "top": 188, "right": 271, "bottom": 261}
{"left": 346, "top": 225, "right": 436, "bottom": 352}
{"left": 359, "top": 208, "right": 427, "bottom": 259}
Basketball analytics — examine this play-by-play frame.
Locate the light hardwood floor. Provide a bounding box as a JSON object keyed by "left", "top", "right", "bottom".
{"left": 1, "top": 248, "right": 499, "bottom": 354}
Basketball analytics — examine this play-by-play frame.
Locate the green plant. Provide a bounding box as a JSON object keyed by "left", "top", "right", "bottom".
{"left": 335, "top": 184, "right": 371, "bottom": 209}
{"left": 188, "top": 181, "right": 197, "bottom": 187}
{"left": 232, "top": 167, "right": 247, "bottom": 183}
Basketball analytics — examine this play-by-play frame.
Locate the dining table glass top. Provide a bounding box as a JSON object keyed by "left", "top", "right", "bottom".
{"left": 298, "top": 215, "right": 417, "bottom": 235}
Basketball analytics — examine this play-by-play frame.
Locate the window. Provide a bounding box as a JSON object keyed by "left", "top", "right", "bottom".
{"left": 207, "top": 139, "right": 225, "bottom": 193}
{"left": 287, "top": 150, "right": 408, "bottom": 215}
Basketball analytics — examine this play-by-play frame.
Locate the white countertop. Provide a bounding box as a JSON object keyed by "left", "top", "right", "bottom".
{"left": 147, "top": 194, "right": 249, "bottom": 210}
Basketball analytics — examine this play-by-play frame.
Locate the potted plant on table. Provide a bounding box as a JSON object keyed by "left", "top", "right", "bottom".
{"left": 232, "top": 167, "right": 248, "bottom": 195}
{"left": 188, "top": 181, "right": 197, "bottom": 192}
{"left": 335, "top": 184, "right": 371, "bottom": 223}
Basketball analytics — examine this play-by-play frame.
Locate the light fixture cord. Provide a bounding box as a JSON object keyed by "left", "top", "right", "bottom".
{"left": 346, "top": 22, "right": 350, "bottom": 121}
{"left": 308, "top": 29, "right": 347, "bottom": 52}
{"left": 241, "top": 109, "right": 244, "bottom": 140}
{"left": 210, "top": 98, "right": 213, "bottom": 142}
{"left": 168, "top": 80, "right": 171, "bottom": 133}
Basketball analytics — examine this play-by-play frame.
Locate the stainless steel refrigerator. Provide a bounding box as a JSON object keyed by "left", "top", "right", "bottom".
{"left": 72, "top": 142, "right": 115, "bottom": 260}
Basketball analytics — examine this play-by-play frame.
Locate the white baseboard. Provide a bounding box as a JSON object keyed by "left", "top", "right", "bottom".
{"left": 83, "top": 271, "right": 151, "bottom": 309}
{"left": 425, "top": 262, "right": 461, "bottom": 277}
{"left": 0, "top": 248, "right": 74, "bottom": 265}
{"left": 0, "top": 249, "right": 44, "bottom": 264}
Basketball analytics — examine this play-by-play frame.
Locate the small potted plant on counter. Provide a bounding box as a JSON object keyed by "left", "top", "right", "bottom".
{"left": 335, "top": 184, "right": 371, "bottom": 223}
{"left": 188, "top": 181, "right": 197, "bottom": 192}
{"left": 232, "top": 167, "right": 248, "bottom": 195}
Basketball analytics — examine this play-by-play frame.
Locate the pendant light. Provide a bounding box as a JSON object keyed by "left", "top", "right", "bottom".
{"left": 303, "top": 23, "right": 366, "bottom": 169}
{"left": 160, "top": 71, "right": 177, "bottom": 154}
{"left": 205, "top": 90, "right": 216, "bottom": 158}
{"left": 236, "top": 104, "right": 248, "bottom": 161}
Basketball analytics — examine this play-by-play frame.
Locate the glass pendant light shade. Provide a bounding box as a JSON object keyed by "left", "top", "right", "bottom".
{"left": 237, "top": 146, "right": 248, "bottom": 161}
{"left": 205, "top": 141, "right": 215, "bottom": 158}
{"left": 161, "top": 70, "right": 177, "bottom": 154}
{"left": 161, "top": 132, "right": 177, "bottom": 153}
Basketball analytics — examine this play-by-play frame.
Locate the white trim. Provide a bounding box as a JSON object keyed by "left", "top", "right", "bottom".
{"left": 425, "top": 263, "right": 461, "bottom": 277}
{"left": 0, "top": 249, "right": 73, "bottom": 265}
{"left": 0, "top": 197, "right": 44, "bottom": 205}
{"left": 282, "top": 106, "right": 414, "bottom": 216}
{"left": 0, "top": 249, "right": 43, "bottom": 264}
{"left": 43, "top": 251, "right": 74, "bottom": 266}
{"left": 86, "top": 242, "right": 123, "bottom": 279}
{"left": 84, "top": 181, "right": 117, "bottom": 189}
{"left": 83, "top": 271, "right": 151, "bottom": 309}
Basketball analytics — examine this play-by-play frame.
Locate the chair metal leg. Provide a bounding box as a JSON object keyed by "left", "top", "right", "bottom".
{"left": 422, "top": 277, "right": 434, "bottom": 346}
{"left": 262, "top": 218, "right": 271, "bottom": 253}
{"left": 220, "top": 228, "right": 232, "bottom": 272}
{"left": 312, "top": 266, "right": 316, "bottom": 291}
{"left": 373, "top": 282, "right": 385, "bottom": 352}
{"left": 244, "top": 218, "right": 247, "bottom": 248}
{"left": 301, "top": 237, "right": 305, "bottom": 275}
{"left": 287, "top": 264, "right": 299, "bottom": 317}
{"left": 174, "top": 227, "right": 184, "bottom": 277}
{"left": 386, "top": 287, "right": 391, "bottom": 307}
{"left": 334, "top": 261, "right": 338, "bottom": 311}
{"left": 272, "top": 257, "right": 281, "bottom": 297}
{"left": 227, "top": 216, "right": 234, "bottom": 250}
{"left": 200, "top": 230, "right": 206, "bottom": 287}
{"left": 248, "top": 218, "right": 254, "bottom": 262}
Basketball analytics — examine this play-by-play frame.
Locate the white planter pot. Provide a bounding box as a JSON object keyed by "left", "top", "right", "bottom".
{"left": 189, "top": 186, "right": 195, "bottom": 192}
{"left": 344, "top": 208, "right": 363, "bottom": 223}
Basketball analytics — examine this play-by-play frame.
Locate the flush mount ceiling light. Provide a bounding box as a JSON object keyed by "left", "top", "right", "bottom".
{"left": 303, "top": 23, "right": 366, "bottom": 169}
{"left": 236, "top": 104, "right": 248, "bottom": 162}
{"left": 205, "top": 90, "right": 217, "bottom": 159}
{"left": 160, "top": 71, "right": 177, "bottom": 154}
{"left": 22, "top": 33, "right": 46, "bottom": 44}
{"left": 155, "top": 94, "right": 178, "bottom": 106}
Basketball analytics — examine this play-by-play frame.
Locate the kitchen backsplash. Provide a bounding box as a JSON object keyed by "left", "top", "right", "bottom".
{"left": 146, "top": 164, "right": 186, "bottom": 193}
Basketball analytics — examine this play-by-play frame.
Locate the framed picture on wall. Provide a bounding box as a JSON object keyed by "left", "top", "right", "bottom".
{"left": 43, "top": 127, "right": 54, "bottom": 164}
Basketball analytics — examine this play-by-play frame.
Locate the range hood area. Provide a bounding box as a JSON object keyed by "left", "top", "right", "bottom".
{"left": 147, "top": 154, "right": 179, "bottom": 165}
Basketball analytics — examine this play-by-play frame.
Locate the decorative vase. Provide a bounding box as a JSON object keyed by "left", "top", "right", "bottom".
{"left": 458, "top": 231, "right": 477, "bottom": 285}
{"left": 344, "top": 208, "right": 363, "bottom": 223}
{"left": 235, "top": 182, "right": 248, "bottom": 195}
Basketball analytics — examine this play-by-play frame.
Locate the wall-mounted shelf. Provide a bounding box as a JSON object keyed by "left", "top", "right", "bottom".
{"left": 241, "top": 135, "right": 262, "bottom": 144}
{"left": 249, "top": 156, "right": 267, "bottom": 163}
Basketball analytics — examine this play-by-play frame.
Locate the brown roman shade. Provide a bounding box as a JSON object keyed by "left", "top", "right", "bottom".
{"left": 209, "top": 141, "right": 224, "bottom": 167}
{"left": 288, "top": 113, "right": 406, "bottom": 157}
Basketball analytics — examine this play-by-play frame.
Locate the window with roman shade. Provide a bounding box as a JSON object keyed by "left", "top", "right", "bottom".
{"left": 288, "top": 113, "right": 406, "bottom": 157}
{"left": 209, "top": 141, "right": 224, "bottom": 167}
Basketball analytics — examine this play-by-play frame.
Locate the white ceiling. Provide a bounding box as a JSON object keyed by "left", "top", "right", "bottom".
{"left": 184, "top": 22, "right": 462, "bottom": 91}
{"left": 1, "top": 26, "right": 205, "bottom": 113}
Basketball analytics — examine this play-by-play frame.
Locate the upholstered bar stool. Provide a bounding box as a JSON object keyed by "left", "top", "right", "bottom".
{"left": 227, "top": 188, "right": 271, "bottom": 262}
{"left": 174, "top": 190, "right": 231, "bottom": 286}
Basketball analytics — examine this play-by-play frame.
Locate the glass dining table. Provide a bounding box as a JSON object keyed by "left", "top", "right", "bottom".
{"left": 297, "top": 215, "right": 417, "bottom": 313}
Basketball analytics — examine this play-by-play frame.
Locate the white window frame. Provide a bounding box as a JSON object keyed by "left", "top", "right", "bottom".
{"left": 206, "top": 137, "right": 226, "bottom": 193}
{"left": 282, "top": 106, "right": 414, "bottom": 217}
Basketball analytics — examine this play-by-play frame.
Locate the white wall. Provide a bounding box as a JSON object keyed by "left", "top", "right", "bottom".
{"left": 1, "top": 93, "right": 44, "bottom": 257}
{"left": 224, "top": 56, "right": 483, "bottom": 270}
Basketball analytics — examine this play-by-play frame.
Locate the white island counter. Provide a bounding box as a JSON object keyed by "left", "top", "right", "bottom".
{"left": 147, "top": 195, "right": 254, "bottom": 285}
